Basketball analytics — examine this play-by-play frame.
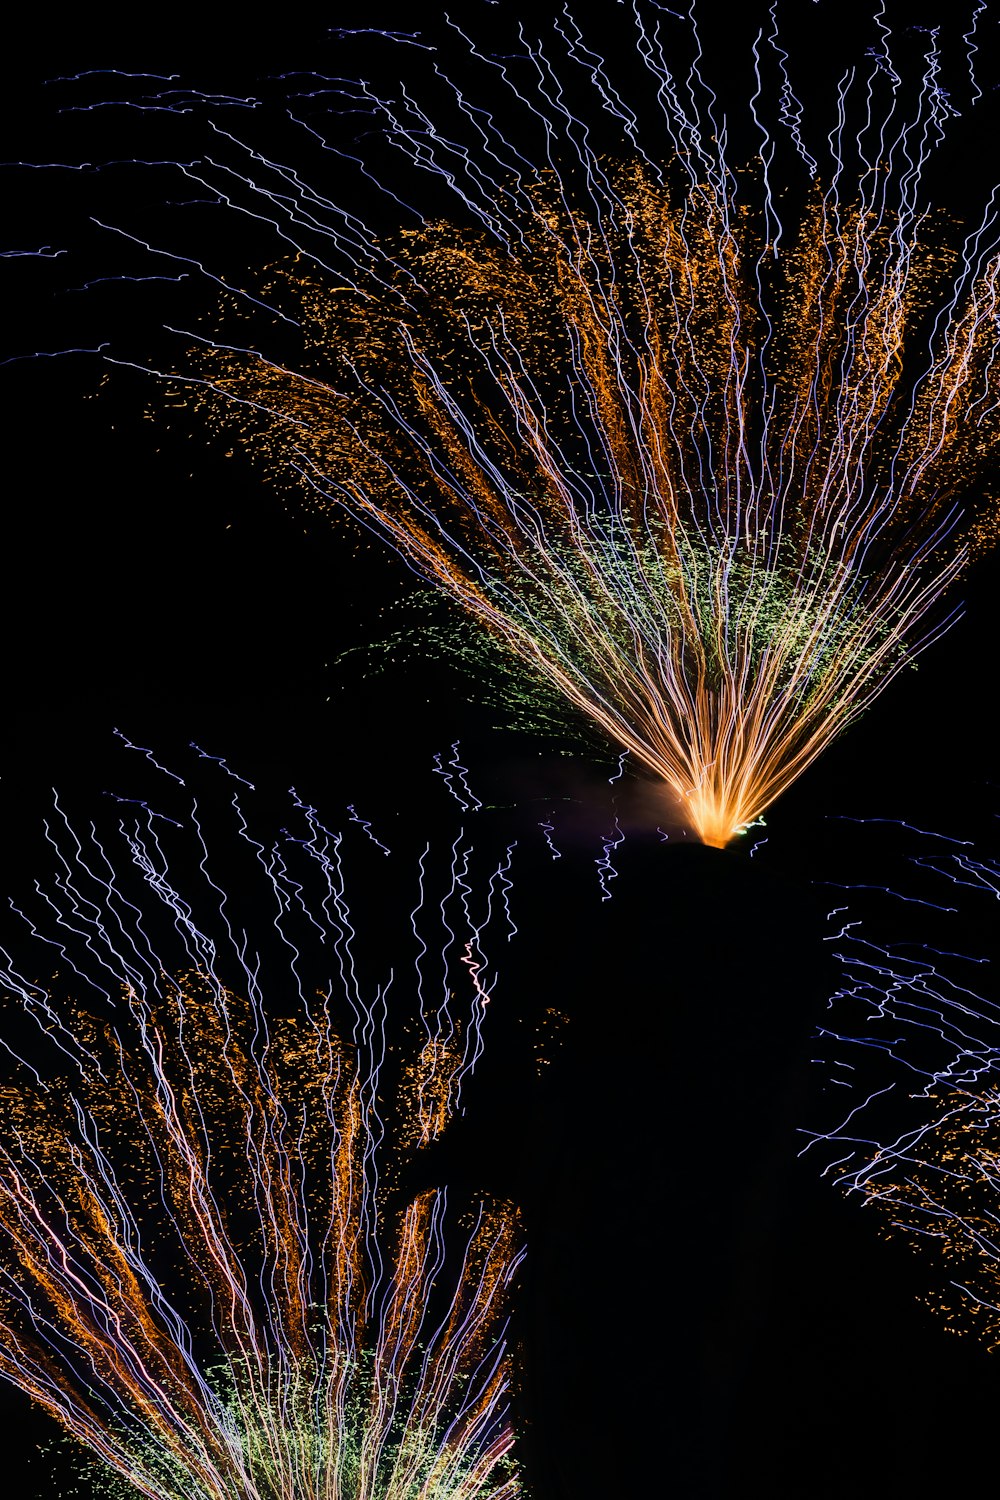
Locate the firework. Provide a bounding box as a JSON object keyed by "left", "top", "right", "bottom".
{"left": 78, "top": 7, "right": 999, "bottom": 846}
{"left": 0, "top": 767, "right": 523, "bottom": 1499}
{"left": 805, "top": 814, "right": 1000, "bottom": 1346}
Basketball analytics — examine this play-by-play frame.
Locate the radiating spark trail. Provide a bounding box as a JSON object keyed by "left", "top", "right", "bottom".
{"left": 0, "top": 342, "right": 109, "bottom": 366}
{"left": 0, "top": 246, "right": 66, "bottom": 258}
{"left": 0, "top": 764, "right": 524, "bottom": 1500}
{"left": 446, "top": 744, "right": 483, "bottom": 815}
{"left": 115, "top": 728, "right": 187, "bottom": 784}
{"left": 79, "top": 5, "right": 997, "bottom": 849}
{"left": 346, "top": 805, "right": 391, "bottom": 856}
{"left": 595, "top": 818, "right": 625, "bottom": 902}
{"left": 432, "top": 744, "right": 482, "bottom": 815}
{"left": 538, "top": 822, "right": 561, "bottom": 861}
{"left": 805, "top": 813, "right": 1000, "bottom": 1346}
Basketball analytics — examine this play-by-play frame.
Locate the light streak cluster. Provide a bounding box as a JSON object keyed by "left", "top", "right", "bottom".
{"left": 805, "top": 815, "right": 1000, "bottom": 1345}
{"left": 0, "top": 769, "right": 524, "bottom": 1499}
{"left": 70, "top": 5, "right": 1000, "bottom": 845}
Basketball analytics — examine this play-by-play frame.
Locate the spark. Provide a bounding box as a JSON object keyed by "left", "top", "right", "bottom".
{"left": 64, "top": 272, "right": 191, "bottom": 292}
{"left": 345, "top": 805, "right": 391, "bottom": 857}
{"left": 826, "top": 815, "right": 974, "bottom": 846}
{"left": 447, "top": 744, "right": 484, "bottom": 814}
{"left": 537, "top": 821, "right": 561, "bottom": 860}
{"left": 189, "top": 742, "right": 256, "bottom": 788}
{"left": 432, "top": 743, "right": 483, "bottom": 814}
{"left": 0, "top": 342, "right": 109, "bottom": 366}
{"left": 0, "top": 246, "right": 66, "bottom": 258}
{"left": 114, "top": 728, "right": 186, "bottom": 784}
{"left": 964, "top": 4, "right": 988, "bottom": 105}
{"left": 595, "top": 817, "right": 625, "bottom": 901}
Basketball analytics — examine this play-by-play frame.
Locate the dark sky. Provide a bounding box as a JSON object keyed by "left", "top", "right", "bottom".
{"left": 3, "top": 4, "right": 1000, "bottom": 1497}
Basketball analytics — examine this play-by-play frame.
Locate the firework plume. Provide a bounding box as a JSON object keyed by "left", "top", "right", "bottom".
{"left": 0, "top": 770, "right": 523, "bottom": 1499}
{"left": 118, "top": 8, "right": 1000, "bottom": 846}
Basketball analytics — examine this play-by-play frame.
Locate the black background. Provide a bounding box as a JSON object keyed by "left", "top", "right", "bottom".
{"left": 3, "top": 3, "right": 1000, "bottom": 1495}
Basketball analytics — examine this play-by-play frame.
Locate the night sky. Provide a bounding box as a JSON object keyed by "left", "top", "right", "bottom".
{"left": 3, "top": 4, "right": 1000, "bottom": 1496}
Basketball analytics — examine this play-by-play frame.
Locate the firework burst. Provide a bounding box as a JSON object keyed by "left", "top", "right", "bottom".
{"left": 0, "top": 771, "right": 524, "bottom": 1499}
{"left": 108, "top": 8, "right": 1000, "bottom": 846}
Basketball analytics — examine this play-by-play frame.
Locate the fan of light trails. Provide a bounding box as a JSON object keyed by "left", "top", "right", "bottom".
{"left": 803, "top": 814, "right": 1000, "bottom": 1346}
{"left": 93, "top": 6, "right": 1000, "bottom": 845}
{"left": 0, "top": 767, "right": 524, "bottom": 1500}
